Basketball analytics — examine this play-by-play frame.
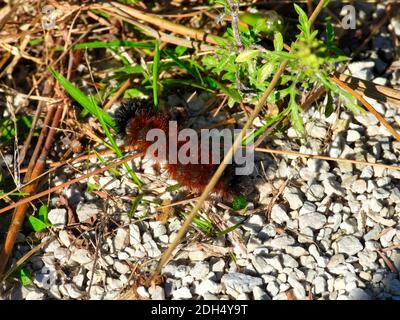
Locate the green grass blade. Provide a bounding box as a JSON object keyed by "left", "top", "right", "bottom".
{"left": 152, "top": 40, "right": 160, "bottom": 109}
{"left": 72, "top": 40, "right": 154, "bottom": 50}
{"left": 49, "top": 68, "right": 116, "bottom": 131}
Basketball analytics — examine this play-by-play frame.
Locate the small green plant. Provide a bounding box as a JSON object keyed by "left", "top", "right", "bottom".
{"left": 27, "top": 205, "right": 50, "bottom": 232}
{"left": 202, "top": 2, "right": 361, "bottom": 138}
{"left": 231, "top": 195, "right": 247, "bottom": 210}
{"left": 17, "top": 267, "right": 33, "bottom": 286}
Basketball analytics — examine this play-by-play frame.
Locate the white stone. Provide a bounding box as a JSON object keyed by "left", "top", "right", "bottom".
{"left": 175, "top": 265, "right": 190, "bottom": 278}
{"left": 390, "top": 188, "right": 400, "bottom": 204}
{"left": 299, "top": 202, "right": 317, "bottom": 215}
{"left": 306, "top": 184, "right": 325, "bottom": 201}
{"left": 358, "top": 250, "right": 378, "bottom": 269}
{"left": 298, "top": 212, "right": 326, "bottom": 230}
{"left": 150, "top": 222, "right": 166, "bottom": 238}
{"left": 58, "top": 230, "right": 71, "bottom": 247}
{"left": 129, "top": 224, "right": 141, "bottom": 245}
{"left": 329, "top": 135, "right": 345, "bottom": 157}
{"left": 252, "top": 256, "right": 275, "bottom": 274}
{"left": 73, "top": 274, "right": 85, "bottom": 288}
{"left": 360, "top": 167, "right": 374, "bottom": 179}
{"left": 190, "top": 261, "right": 210, "bottom": 280}
{"left": 380, "top": 229, "right": 396, "bottom": 247}
{"left": 285, "top": 246, "right": 308, "bottom": 257}
{"left": 114, "top": 260, "right": 130, "bottom": 274}
{"left": 64, "top": 283, "right": 82, "bottom": 299}
{"left": 265, "top": 256, "right": 283, "bottom": 272}
{"left": 306, "top": 122, "right": 327, "bottom": 139}
{"left": 150, "top": 286, "right": 165, "bottom": 300}
{"left": 282, "top": 254, "right": 299, "bottom": 268}
{"left": 300, "top": 255, "right": 317, "bottom": 269}
{"left": 348, "top": 61, "right": 375, "bottom": 80}
{"left": 322, "top": 178, "right": 344, "bottom": 196}
{"left": 76, "top": 202, "right": 101, "bottom": 222}
{"left": 196, "top": 279, "right": 221, "bottom": 296}
{"left": 137, "top": 286, "right": 150, "bottom": 299}
{"left": 336, "top": 236, "right": 363, "bottom": 256}
{"left": 351, "top": 180, "right": 367, "bottom": 194}
{"left": 212, "top": 259, "right": 225, "bottom": 273}
{"left": 243, "top": 215, "right": 265, "bottom": 233}
{"left": 314, "top": 276, "right": 327, "bottom": 294}
{"left": 266, "top": 281, "right": 280, "bottom": 296}
{"left": 348, "top": 288, "right": 371, "bottom": 300}
{"left": 368, "top": 198, "right": 383, "bottom": 212}
{"left": 373, "top": 188, "right": 390, "bottom": 200}
{"left": 71, "top": 248, "right": 92, "bottom": 265}
{"left": 253, "top": 286, "right": 270, "bottom": 300}
{"left": 283, "top": 187, "right": 304, "bottom": 210}
{"left": 288, "top": 276, "right": 306, "bottom": 299}
{"left": 114, "top": 228, "right": 129, "bottom": 251}
{"left": 298, "top": 227, "right": 314, "bottom": 243}
{"left": 271, "top": 204, "right": 290, "bottom": 224}
{"left": 25, "top": 290, "right": 45, "bottom": 300}
{"left": 347, "top": 130, "right": 361, "bottom": 143}
{"left": 48, "top": 209, "right": 67, "bottom": 229}
{"left": 172, "top": 287, "right": 192, "bottom": 300}
{"left": 99, "top": 176, "right": 120, "bottom": 191}
{"left": 268, "top": 235, "right": 295, "bottom": 249}
{"left": 54, "top": 247, "right": 68, "bottom": 261}
{"left": 221, "top": 273, "right": 263, "bottom": 293}
{"left": 143, "top": 239, "right": 161, "bottom": 257}
{"left": 340, "top": 219, "right": 357, "bottom": 234}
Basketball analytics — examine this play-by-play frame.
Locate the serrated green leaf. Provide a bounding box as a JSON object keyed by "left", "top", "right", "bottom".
{"left": 294, "top": 3, "right": 311, "bottom": 40}
{"left": 257, "top": 63, "right": 275, "bottom": 83}
{"left": 236, "top": 49, "right": 259, "bottom": 63}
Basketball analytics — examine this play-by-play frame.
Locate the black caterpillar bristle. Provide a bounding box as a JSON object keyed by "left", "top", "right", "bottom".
{"left": 114, "top": 98, "right": 154, "bottom": 135}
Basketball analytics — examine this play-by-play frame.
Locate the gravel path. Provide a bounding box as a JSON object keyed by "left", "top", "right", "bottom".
{"left": 1, "top": 3, "right": 400, "bottom": 301}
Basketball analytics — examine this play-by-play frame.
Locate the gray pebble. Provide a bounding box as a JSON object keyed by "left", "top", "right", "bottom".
{"left": 271, "top": 204, "right": 290, "bottom": 224}
{"left": 48, "top": 209, "right": 67, "bottom": 229}
{"left": 336, "top": 236, "right": 363, "bottom": 256}
{"left": 221, "top": 273, "right": 263, "bottom": 293}
{"left": 299, "top": 212, "right": 326, "bottom": 230}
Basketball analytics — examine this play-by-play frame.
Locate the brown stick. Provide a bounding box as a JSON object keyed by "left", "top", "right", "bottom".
{"left": 0, "top": 104, "right": 63, "bottom": 278}
{"left": 331, "top": 75, "right": 400, "bottom": 142}
{"left": 18, "top": 78, "right": 54, "bottom": 166}
{"left": 255, "top": 147, "right": 400, "bottom": 172}
{"left": 107, "top": 2, "right": 224, "bottom": 45}
{"left": 337, "top": 73, "right": 400, "bottom": 106}
{"left": 103, "top": 78, "right": 131, "bottom": 111}
{"left": 0, "top": 152, "right": 145, "bottom": 217}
